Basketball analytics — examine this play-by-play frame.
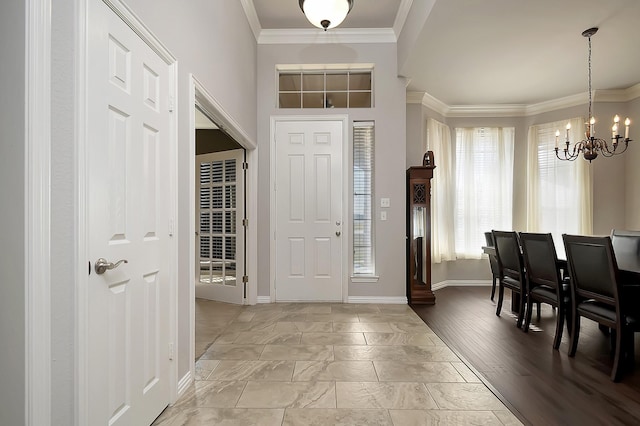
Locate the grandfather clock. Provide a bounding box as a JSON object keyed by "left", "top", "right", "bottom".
{"left": 406, "top": 151, "right": 436, "bottom": 304}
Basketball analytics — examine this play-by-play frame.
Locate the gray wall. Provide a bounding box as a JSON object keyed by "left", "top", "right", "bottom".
{"left": 409, "top": 99, "right": 633, "bottom": 283}
{"left": 406, "top": 103, "right": 424, "bottom": 167}
{"left": 0, "top": 2, "right": 26, "bottom": 425}
{"left": 626, "top": 97, "right": 640, "bottom": 229}
{"left": 257, "top": 42, "right": 408, "bottom": 299}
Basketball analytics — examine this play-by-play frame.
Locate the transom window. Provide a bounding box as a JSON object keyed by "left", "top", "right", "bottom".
{"left": 278, "top": 71, "right": 372, "bottom": 109}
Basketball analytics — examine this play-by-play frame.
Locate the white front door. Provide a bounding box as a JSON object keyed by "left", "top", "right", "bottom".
{"left": 195, "top": 150, "right": 245, "bottom": 304}
{"left": 275, "top": 120, "right": 344, "bottom": 301}
{"left": 87, "top": 0, "right": 172, "bottom": 424}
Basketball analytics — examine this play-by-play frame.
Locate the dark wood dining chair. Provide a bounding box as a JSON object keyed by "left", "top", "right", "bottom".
{"left": 611, "top": 229, "right": 640, "bottom": 273}
{"left": 563, "top": 234, "right": 640, "bottom": 381}
{"left": 484, "top": 231, "right": 500, "bottom": 301}
{"left": 520, "top": 232, "right": 569, "bottom": 349}
{"left": 493, "top": 230, "right": 527, "bottom": 328}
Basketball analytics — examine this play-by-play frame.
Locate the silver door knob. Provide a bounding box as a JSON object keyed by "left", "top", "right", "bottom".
{"left": 336, "top": 231, "right": 341, "bottom": 237}
{"left": 95, "top": 258, "right": 128, "bottom": 275}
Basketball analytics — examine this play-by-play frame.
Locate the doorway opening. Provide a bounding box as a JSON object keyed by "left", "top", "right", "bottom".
{"left": 193, "top": 106, "right": 245, "bottom": 358}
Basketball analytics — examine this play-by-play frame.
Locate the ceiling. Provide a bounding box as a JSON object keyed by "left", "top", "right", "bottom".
{"left": 249, "top": 0, "right": 640, "bottom": 107}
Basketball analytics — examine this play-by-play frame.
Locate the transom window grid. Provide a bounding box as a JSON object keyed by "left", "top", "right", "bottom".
{"left": 279, "top": 71, "right": 372, "bottom": 109}
{"left": 199, "top": 158, "right": 237, "bottom": 285}
{"left": 353, "top": 122, "right": 375, "bottom": 275}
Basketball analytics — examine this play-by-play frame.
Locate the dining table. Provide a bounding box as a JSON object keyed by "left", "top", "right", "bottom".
{"left": 481, "top": 245, "right": 640, "bottom": 313}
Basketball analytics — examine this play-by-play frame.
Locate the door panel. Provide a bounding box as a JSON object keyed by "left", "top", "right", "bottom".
{"left": 87, "top": 0, "right": 171, "bottom": 424}
{"left": 275, "top": 120, "right": 343, "bottom": 302}
{"left": 195, "top": 150, "right": 245, "bottom": 304}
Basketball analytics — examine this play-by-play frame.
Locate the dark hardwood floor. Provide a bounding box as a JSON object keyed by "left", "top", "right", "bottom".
{"left": 412, "top": 286, "right": 640, "bottom": 426}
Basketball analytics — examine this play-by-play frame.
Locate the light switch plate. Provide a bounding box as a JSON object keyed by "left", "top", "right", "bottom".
{"left": 380, "top": 198, "right": 390, "bottom": 208}
{"left": 381, "top": 211, "right": 387, "bottom": 221}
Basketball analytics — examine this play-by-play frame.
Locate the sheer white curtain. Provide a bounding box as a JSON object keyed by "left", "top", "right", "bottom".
{"left": 527, "top": 117, "right": 592, "bottom": 257}
{"left": 426, "top": 118, "right": 455, "bottom": 263}
{"left": 455, "top": 127, "right": 514, "bottom": 259}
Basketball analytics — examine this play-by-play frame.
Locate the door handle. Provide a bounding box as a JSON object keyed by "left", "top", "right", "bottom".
{"left": 336, "top": 231, "right": 341, "bottom": 237}
{"left": 95, "top": 258, "right": 128, "bottom": 275}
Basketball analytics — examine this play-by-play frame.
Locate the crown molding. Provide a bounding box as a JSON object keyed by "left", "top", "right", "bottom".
{"left": 625, "top": 82, "right": 640, "bottom": 102}
{"left": 595, "top": 83, "right": 640, "bottom": 103}
{"left": 240, "top": 0, "right": 261, "bottom": 41}
{"left": 447, "top": 104, "right": 528, "bottom": 118}
{"left": 524, "top": 92, "right": 587, "bottom": 116}
{"left": 420, "top": 92, "right": 449, "bottom": 115}
{"left": 406, "top": 91, "right": 425, "bottom": 104}
{"left": 258, "top": 28, "right": 396, "bottom": 44}
{"left": 414, "top": 86, "right": 640, "bottom": 118}
{"left": 393, "top": 0, "right": 413, "bottom": 38}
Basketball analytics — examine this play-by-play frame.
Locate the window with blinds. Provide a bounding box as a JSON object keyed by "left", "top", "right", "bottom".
{"left": 199, "top": 158, "right": 237, "bottom": 285}
{"left": 353, "top": 122, "right": 375, "bottom": 275}
{"left": 278, "top": 70, "right": 372, "bottom": 109}
{"left": 531, "top": 118, "right": 590, "bottom": 256}
{"left": 454, "top": 127, "right": 514, "bottom": 258}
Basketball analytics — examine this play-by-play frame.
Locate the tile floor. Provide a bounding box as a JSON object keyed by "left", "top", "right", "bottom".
{"left": 154, "top": 300, "right": 522, "bottom": 425}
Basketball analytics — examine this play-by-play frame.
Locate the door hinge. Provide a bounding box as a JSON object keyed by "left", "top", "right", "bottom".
{"left": 242, "top": 162, "right": 248, "bottom": 170}
{"left": 242, "top": 275, "right": 249, "bottom": 284}
{"left": 168, "top": 343, "right": 174, "bottom": 360}
{"left": 168, "top": 96, "right": 175, "bottom": 112}
{"left": 242, "top": 218, "right": 248, "bottom": 227}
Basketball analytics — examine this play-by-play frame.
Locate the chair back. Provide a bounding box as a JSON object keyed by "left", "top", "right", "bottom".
{"left": 611, "top": 229, "right": 640, "bottom": 273}
{"left": 484, "top": 232, "right": 495, "bottom": 247}
{"left": 520, "top": 232, "right": 561, "bottom": 291}
{"left": 493, "top": 230, "right": 525, "bottom": 282}
{"left": 563, "top": 235, "right": 621, "bottom": 307}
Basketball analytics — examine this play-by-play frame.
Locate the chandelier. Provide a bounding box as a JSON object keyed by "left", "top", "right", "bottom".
{"left": 299, "top": 0, "right": 354, "bottom": 31}
{"left": 555, "top": 27, "right": 632, "bottom": 162}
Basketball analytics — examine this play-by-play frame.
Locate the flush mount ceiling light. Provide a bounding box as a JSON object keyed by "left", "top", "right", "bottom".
{"left": 299, "top": 0, "right": 354, "bottom": 31}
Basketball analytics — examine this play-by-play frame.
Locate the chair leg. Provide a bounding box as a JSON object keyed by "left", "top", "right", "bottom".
{"left": 553, "top": 305, "right": 564, "bottom": 350}
{"left": 569, "top": 315, "right": 580, "bottom": 357}
{"left": 496, "top": 284, "right": 504, "bottom": 317}
{"left": 516, "top": 291, "right": 526, "bottom": 329}
{"left": 523, "top": 296, "right": 534, "bottom": 332}
{"left": 490, "top": 277, "right": 497, "bottom": 301}
{"left": 610, "top": 329, "right": 617, "bottom": 356}
{"left": 623, "top": 329, "right": 635, "bottom": 367}
{"left": 536, "top": 302, "right": 541, "bottom": 320}
{"left": 611, "top": 325, "right": 624, "bottom": 382}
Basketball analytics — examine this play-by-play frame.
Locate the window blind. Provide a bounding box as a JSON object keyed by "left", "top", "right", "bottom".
{"left": 454, "top": 127, "right": 515, "bottom": 258}
{"left": 353, "top": 122, "right": 375, "bottom": 275}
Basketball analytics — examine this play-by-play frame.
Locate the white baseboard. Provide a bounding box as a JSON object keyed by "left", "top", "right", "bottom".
{"left": 432, "top": 280, "right": 492, "bottom": 291}
{"left": 257, "top": 296, "right": 408, "bottom": 304}
{"left": 177, "top": 370, "right": 192, "bottom": 398}
{"left": 347, "top": 296, "right": 408, "bottom": 304}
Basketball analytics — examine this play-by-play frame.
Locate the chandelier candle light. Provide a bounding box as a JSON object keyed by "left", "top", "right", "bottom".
{"left": 299, "top": 0, "right": 354, "bottom": 31}
{"left": 555, "top": 27, "right": 632, "bottom": 162}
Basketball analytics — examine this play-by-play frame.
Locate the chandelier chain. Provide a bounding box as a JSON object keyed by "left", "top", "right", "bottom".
{"left": 587, "top": 35, "right": 592, "bottom": 123}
